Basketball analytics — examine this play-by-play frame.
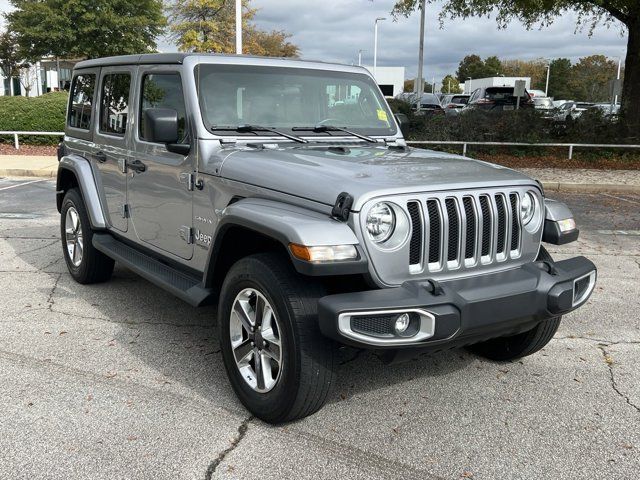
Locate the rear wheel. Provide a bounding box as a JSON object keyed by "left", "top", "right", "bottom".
{"left": 60, "top": 188, "right": 114, "bottom": 284}
{"left": 468, "top": 246, "right": 561, "bottom": 361}
{"left": 218, "top": 253, "right": 336, "bottom": 423}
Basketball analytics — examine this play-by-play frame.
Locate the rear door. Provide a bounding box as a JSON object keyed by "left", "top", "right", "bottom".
{"left": 128, "top": 67, "right": 194, "bottom": 260}
{"left": 92, "top": 67, "right": 135, "bottom": 232}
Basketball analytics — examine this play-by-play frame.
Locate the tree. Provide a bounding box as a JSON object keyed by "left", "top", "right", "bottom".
{"left": 547, "top": 58, "right": 573, "bottom": 100}
{"left": 168, "top": 0, "right": 299, "bottom": 57}
{"left": 391, "top": 0, "right": 640, "bottom": 132}
{"left": 441, "top": 74, "right": 462, "bottom": 93}
{"left": 456, "top": 54, "right": 504, "bottom": 82}
{"left": 404, "top": 78, "right": 433, "bottom": 93}
{"left": 6, "top": 0, "right": 165, "bottom": 60}
{"left": 501, "top": 58, "right": 548, "bottom": 90}
{"left": 0, "top": 29, "right": 21, "bottom": 90}
{"left": 569, "top": 55, "right": 618, "bottom": 102}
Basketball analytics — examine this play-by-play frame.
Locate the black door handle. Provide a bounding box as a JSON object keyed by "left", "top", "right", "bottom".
{"left": 128, "top": 159, "right": 146, "bottom": 173}
{"left": 94, "top": 151, "right": 107, "bottom": 163}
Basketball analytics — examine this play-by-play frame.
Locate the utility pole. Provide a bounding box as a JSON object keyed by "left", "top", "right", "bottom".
{"left": 414, "top": 0, "right": 426, "bottom": 112}
{"left": 545, "top": 61, "right": 551, "bottom": 97}
{"left": 235, "top": 0, "right": 242, "bottom": 55}
{"left": 373, "top": 17, "right": 386, "bottom": 78}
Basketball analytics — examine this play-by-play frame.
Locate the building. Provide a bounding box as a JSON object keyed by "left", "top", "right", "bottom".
{"left": 363, "top": 66, "right": 405, "bottom": 97}
{"left": 461, "top": 76, "right": 531, "bottom": 94}
{"left": 1, "top": 58, "right": 77, "bottom": 97}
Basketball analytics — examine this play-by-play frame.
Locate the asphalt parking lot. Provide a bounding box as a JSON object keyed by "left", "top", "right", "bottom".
{"left": 1, "top": 177, "right": 639, "bottom": 480}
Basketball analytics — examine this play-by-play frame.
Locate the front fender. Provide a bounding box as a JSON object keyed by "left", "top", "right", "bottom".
{"left": 208, "top": 198, "right": 368, "bottom": 278}
{"left": 57, "top": 155, "right": 106, "bottom": 229}
{"left": 543, "top": 198, "right": 579, "bottom": 245}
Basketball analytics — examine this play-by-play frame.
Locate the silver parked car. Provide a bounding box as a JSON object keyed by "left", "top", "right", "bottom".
{"left": 57, "top": 54, "right": 596, "bottom": 423}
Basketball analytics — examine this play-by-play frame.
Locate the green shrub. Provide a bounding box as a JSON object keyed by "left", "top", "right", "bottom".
{"left": 0, "top": 92, "right": 68, "bottom": 145}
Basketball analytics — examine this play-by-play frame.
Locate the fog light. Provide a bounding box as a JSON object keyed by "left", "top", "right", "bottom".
{"left": 394, "top": 313, "right": 411, "bottom": 334}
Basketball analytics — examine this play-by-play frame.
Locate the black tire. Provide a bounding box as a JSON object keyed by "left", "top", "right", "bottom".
{"left": 218, "top": 253, "right": 336, "bottom": 423}
{"left": 468, "top": 246, "right": 561, "bottom": 361}
{"left": 60, "top": 188, "right": 114, "bottom": 284}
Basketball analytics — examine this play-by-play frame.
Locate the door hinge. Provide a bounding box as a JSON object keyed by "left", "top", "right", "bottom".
{"left": 121, "top": 203, "right": 129, "bottom": 218}
{"left": 179, "top": 226, "right": 193, "bottom": 244}
{"left": 179, "top": 172, "right": 203, "bottom": 192}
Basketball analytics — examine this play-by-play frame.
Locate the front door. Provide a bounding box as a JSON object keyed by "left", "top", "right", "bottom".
{"left": 92, "top": 68, "right": 135, "bottom": 233}
{"left": 128, "top": 68, "right": 194, "bottom": 260}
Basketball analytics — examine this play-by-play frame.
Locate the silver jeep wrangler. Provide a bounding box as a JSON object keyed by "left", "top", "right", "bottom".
{"left": 57, "top": 53, "right": 596, "bottom": 423}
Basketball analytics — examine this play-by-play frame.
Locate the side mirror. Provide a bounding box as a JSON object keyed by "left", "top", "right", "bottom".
{"left": 144, "top": 108, "right": 179, "bottom": 144}
{"left": 394, "top": 113, "right": 409, "bottom": 130}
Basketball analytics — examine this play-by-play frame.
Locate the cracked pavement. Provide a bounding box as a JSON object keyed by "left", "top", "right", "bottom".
{"left": 0, "top": 178, "right": 639, "bottom": 479}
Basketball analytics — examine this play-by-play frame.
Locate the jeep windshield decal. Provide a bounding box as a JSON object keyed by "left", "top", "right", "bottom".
{"left": 196, "top": 64, "right": 397, "bottom": 138}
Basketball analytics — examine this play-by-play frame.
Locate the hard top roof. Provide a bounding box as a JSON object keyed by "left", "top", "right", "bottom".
{"left": 74, "top": 53, "right": 366, "bottom": 74}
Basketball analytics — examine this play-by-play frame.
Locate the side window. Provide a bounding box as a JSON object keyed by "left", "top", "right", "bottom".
{"left": 140, "top": 74, "right": 187, "bottom": 142}
{"left": 100, "top": 73, "right": 131, "bottom": 136}
{"left": 68, "top": 74, "right": 96, "bottom": 130}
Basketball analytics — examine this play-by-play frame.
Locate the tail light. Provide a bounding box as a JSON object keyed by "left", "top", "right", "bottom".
{"left": 475, "top": 98, "right": 494, "bottom": 105}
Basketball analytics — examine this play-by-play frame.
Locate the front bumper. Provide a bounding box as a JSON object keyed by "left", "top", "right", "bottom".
{"left": 318, "top": 256, "right": 596, "bottom": 350}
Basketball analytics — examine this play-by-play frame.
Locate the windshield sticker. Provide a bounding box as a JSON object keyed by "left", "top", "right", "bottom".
{"left": 377, "top": 109, "right": 388, "bottom": 122}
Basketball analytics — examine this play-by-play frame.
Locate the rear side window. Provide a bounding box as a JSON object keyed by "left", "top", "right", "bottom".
{"left": 100, "top": 73, "right": 131, "bottom": 136}
{"left": 68, "top": 74, "right": 96, "bottom": 130}
{"left": 485, "top": 87, "right": 515, "bottom": 100}
{"left": 139, "top": 74, "right": 187, "bottom": 142}
{"left": 451, "top": 96, "right": 468, "bottom": 105}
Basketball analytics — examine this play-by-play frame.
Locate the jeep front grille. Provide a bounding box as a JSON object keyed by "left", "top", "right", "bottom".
{"left": 407, "top": 191, "right": 522, "bottom": 273}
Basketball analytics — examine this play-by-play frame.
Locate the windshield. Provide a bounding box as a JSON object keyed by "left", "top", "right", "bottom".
{"left": 196, "top": 64, "right": 396, "bottom": 137}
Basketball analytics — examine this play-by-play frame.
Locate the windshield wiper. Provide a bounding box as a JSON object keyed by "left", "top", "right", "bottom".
{"left": 291, "top": 125, "right": 378, "bottom": 143}
{"left": 210, "top": 124, "right": 308, "bottom": 144}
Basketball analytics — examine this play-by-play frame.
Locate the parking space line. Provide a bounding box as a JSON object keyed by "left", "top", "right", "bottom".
{"left": 0, "top": 179, "right": 49, "bottom": 191}
{"left": 602, "top": 193, "right": 640, "bottom": 205}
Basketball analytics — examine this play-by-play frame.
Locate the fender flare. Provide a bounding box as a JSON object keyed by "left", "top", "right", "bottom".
{"left": 543, "top": 198, "right": 579, "bottom": 245}
{"left": 56, "top": 155, "right": 106, "bottom": 229}
{"left": 203, "top": 198, "right": 368, "bottom": 284}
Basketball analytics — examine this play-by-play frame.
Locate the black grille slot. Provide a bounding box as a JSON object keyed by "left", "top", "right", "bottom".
{"left": 495, "top": 195, "right": 507, "bottom": 254}
{"left": 510, "top": 193, "right": 520, "bottom": 251}
{"left": 463, "top": 197, "right": 476, "bottom": 259}
{"left": 426, "top": 200, "right": 441, "bottom": 264}
{"left": 445, "top": 198, "right": 459, "bottom": 262}
{"left": 351, "top": 314, "right": 395, "bottom": 337}
{"left": 407, "top": 202, "right": 422, "bottom": 266}
{"left": 479, "top": 196, "right": 492, "bottom": 256}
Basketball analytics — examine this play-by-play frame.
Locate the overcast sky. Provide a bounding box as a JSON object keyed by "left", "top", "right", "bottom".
{"left": 1, "top": 0, "right": 628, "bottom": 85}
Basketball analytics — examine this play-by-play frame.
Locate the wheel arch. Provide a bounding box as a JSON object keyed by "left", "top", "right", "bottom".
{"left": 56, "top": 155, "right": 106, "bottom": 229}
{"left": 202, "top": 198, "right": 367, "bottom": 291}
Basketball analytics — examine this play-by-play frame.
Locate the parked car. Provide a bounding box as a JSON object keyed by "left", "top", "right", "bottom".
{"left": 464, "top": 86, "right": 534, "bottom": 112}
{"left": 554, "top": 101, "right": 593, "bottom": 122}
{"left": 56, "top": 53, "right": 596, "bottom": 423}
{"left": 532, "top": 97, "right": 555, "bottom": 119}
{"left": 411, "top": 93, "right": 445, "bottom": 116}
{"left": 441, "top": 94, "right": 470, "bottom": 116}
{"left": 394, "top": 92, "right": 416, "bottom": 104}
{"left": 591, "top": 103, "right": 620, "bottom": 116}
{"left": 527, "top": 89, "right": 547, "bottom": 98}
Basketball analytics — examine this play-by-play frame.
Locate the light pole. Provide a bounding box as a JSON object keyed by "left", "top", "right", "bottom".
{"left": 235, "top": 0, "right": 242, "bottom": 55}
{"left": 373, "top": 17, "right": 386, "bottom": 79}
{"left": 545, "top": 61, "right": 551, "bottom": 97}
{"left": 358, "top": 49, "right": 366, "bottom": 67}
{"left": 466, "top": 77, "right": 471, "bottom": 94}
{"left": 614, "top": 56, "right": 622, "bottom": 105}
{"left": 414, "top": 0, "right": 426, "bottom": 112}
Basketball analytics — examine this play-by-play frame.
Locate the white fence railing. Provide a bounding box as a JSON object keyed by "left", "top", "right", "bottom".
{"left": 406, "top": 140, "right": 640, "bottom": 160}
{"left": 2, "top": 132, "right": 640, "bottom": 160}
{"left": 0, "top": 131, "right": 65, "bottom": 150}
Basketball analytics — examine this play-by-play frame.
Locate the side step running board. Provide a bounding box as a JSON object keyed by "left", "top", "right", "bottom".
{"left": 92, "top": 233, "right": 214, "bottom": 307}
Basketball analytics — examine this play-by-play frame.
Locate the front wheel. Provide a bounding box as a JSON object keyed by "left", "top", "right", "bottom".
{"left": 218, "top": 253, "right": 336, "bottom": 423}
{"left": 468, "top": 246, "right": 561, "bottom": 361}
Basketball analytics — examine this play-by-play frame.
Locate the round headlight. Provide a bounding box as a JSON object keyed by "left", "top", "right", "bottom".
{"left": 520, "top": 192, "right": 536, "bottom": 226}
{"left": 366, "top": 202, "right": 396, "bottom": 243}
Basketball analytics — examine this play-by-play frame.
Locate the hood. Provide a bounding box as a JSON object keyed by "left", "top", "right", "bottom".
{"left": 218, "top": 144, "right": 537, "bottom": 210}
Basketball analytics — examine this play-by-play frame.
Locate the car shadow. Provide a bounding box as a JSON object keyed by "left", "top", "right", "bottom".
{"left": 8, "top": 222, "right": 474, "bottom": 413}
